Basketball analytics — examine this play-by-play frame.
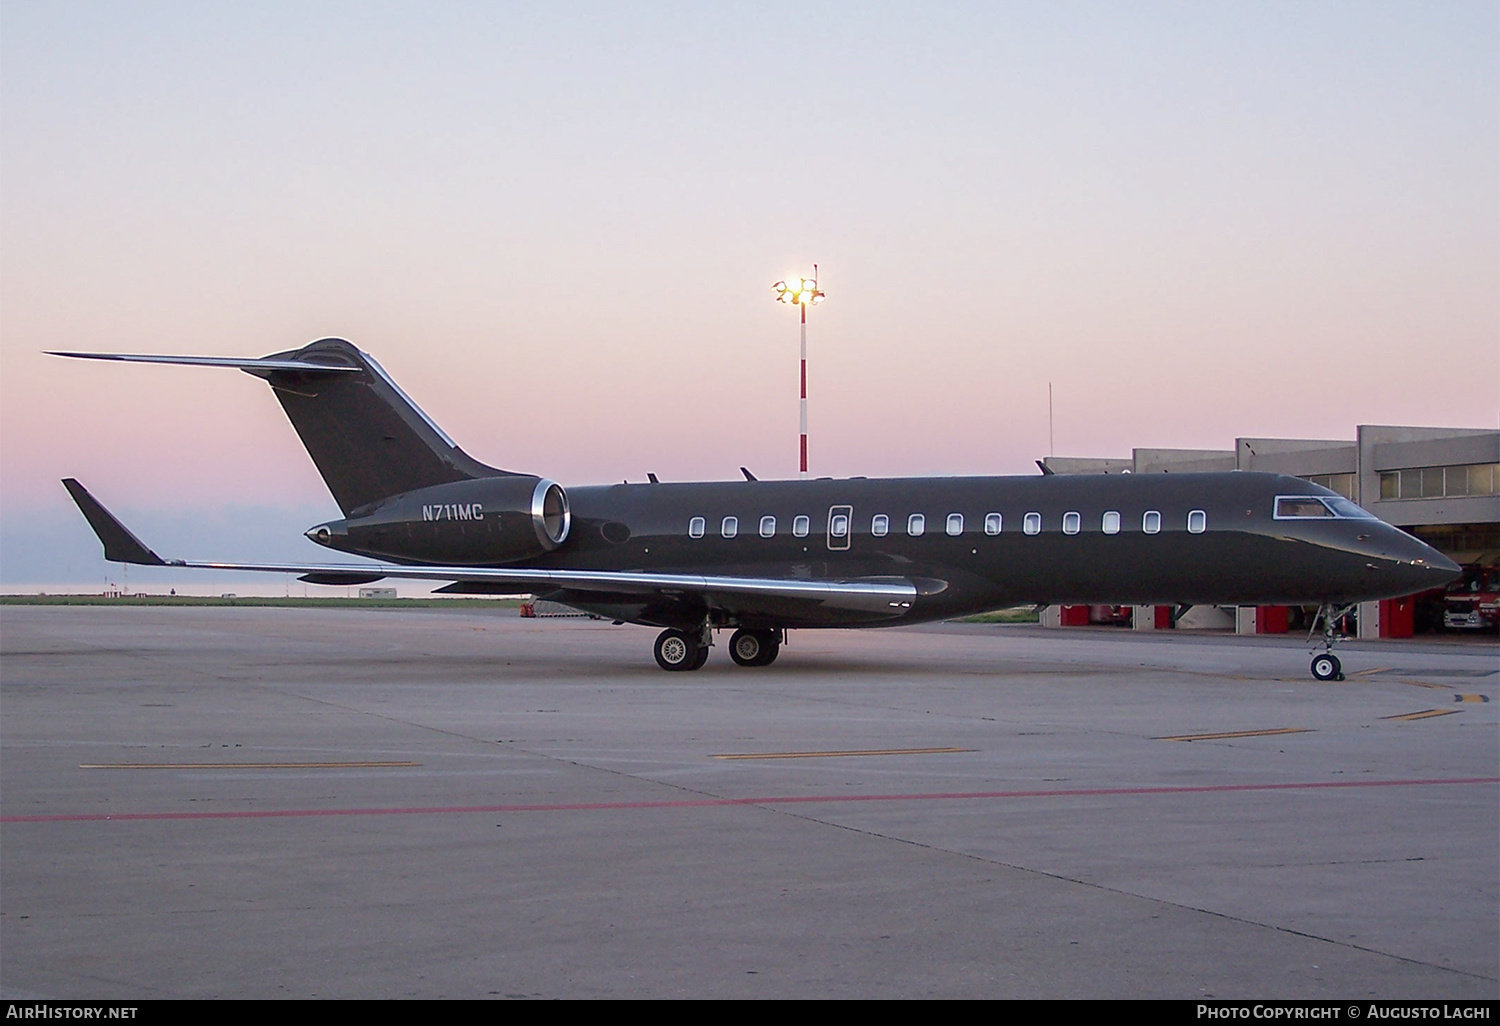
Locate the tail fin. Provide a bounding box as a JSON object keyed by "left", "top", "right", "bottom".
{"left": 50, "top": 338, "right": 513, "bottom": 515}
{"left": 247, "top": 338, "right": 510, "bottom": 514}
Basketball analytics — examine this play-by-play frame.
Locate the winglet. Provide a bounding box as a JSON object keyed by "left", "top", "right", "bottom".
{"left": 61, "top": 479, "right": 168, "bottom": 566}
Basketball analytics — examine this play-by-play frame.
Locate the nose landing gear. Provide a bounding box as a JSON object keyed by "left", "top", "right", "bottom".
{"left": 1307, "top": 603, "right": 1355, "bottom": 681}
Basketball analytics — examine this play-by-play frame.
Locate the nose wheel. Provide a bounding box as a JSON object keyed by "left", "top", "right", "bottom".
{"left": 728, "top": 628, "right": 781, "bottom": 667}
{"left": 654, "top": 628, "right": 709, "bottom": 671}
{"left": 1310, "top": 652, "right": 1343, "bottom": 681}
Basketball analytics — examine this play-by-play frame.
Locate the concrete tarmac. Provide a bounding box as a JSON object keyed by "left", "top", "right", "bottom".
{"left": 1, "top": 605, "right": 1495, "bottom": 999}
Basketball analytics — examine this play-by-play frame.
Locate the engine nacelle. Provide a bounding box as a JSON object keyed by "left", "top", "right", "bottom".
{"left": 307, "top": 476, "right": 570, "bottom": 565}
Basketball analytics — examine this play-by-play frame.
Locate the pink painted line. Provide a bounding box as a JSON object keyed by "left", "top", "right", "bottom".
{"left": 4, "top": 777, "right": 1496, "bottom": 824}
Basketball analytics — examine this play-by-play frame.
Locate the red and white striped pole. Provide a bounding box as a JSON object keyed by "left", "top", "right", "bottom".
{"left": 799, "top": 301, "right": 808, "bottom": 478}
{"left": 774, "top": 268, "right": 825, "bottom": 480}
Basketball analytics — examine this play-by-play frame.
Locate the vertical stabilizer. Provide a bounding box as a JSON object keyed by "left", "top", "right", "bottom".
{"left": 248, "top": 338, "right": 512, "bottom": 514}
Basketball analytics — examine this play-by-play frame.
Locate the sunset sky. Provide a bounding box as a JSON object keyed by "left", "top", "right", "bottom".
{"left": 2, "top": 2, "right": 1496, "bottom": 584}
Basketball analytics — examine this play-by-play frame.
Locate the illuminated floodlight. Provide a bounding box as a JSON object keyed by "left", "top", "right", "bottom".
{"left": 773, "top": 276, "right": 824, "bottom": 306}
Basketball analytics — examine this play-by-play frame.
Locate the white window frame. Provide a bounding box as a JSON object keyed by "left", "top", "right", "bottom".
{"left": 1062, "top": 511, "right": 1081, "bottom": 535}
{"left": 907, "top": 513, "right": 926, "bottom": 537}
{"left": 984, "top": 512, "right": 1002, "bottom": 535}
{"left": 688, "top": 516, "right": 705, "bottom": 539}
{"left": 946, "top": 513, "right": 964, "bottom": 536}
{"left": 792, "top": 515, "right": 810, "bottom": 538}
{"left": 871, "top": 514, "right": 889, "bottom": 537}
{"left": 722, "top": 516, "right": 738, "bottom": 539}
{"left": 1102, "top": 510, "right": 1120, "bottom": 535}
{"left": 1023, "top": 512, "right": 1041, "bottom": 536}
{"left": 1187, "top": 509, "right": 1207, "bottom": 534}
{"left": 1143, "top": 510, "right": 1161, "bottom": 534}
{"left": 759, "top": 515, "right": 776, "bottom": 538}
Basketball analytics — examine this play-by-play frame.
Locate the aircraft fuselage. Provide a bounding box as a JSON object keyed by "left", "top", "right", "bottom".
{"left": 308, "top": 471, "right": 1453, "bottom": 631}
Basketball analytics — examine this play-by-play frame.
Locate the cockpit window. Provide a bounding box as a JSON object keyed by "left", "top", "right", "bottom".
{"left": 1275, "top": 495, "right": 1376, "bottom": 520}
{"left": 1276, "top": 497, "right": 1334, "bottom": 518}
{"left": 1324, "top": 496, "right": 1377, "bottom": 519}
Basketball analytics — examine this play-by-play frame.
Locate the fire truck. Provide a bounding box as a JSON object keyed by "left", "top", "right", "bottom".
{"left": 1442, "top": 565, "right": 1500, "bottom": 632}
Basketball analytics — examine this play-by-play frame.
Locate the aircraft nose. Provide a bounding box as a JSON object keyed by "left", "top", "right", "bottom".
{"left": 1382, "top": 530, "right": 1461, "bottom": 593}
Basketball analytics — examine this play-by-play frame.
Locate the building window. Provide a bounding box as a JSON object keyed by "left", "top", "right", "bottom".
{"left": 1301, "top": 473, "right": 1356, "bottom": 500}
{"left": 984, "top": 513, "right": 1002, "bottom": 535}
{"left": 793, "top": 515, "right": 810, "bottom": 538}
{"left": 688, "top": 517, "right": 705, "bottom": 539}
{"left": 1187, "top": 510, "right": 1207, "bottom": 534}
{"left": 1143, "top": 510, "right": 1161, "bottom": 534}
{"left": 1023, "top": 512, "right": 1041, "bottom": 535}
{"left": 946, "top": 513, "right": 964, "bottom": 536}
{"left": 1062, "top": 511, "right": 1080, "bottom": 535}
{"left": 871, "top": 514, "right": 889, "bottom": 537}
{"left": 907, "top": 513, "right": 925, "bottom": 537}
{"left": 759, "top": 515, "right": 776, "bottom": 538}
{"left": 1102, "top": 511, "right": 1120, "bottom": 535}
{"left": 722, "top": 516, "right": 738, "bottom": 538}
{"left": 1380, "top": 463, "right": 1499, "bottom": 500}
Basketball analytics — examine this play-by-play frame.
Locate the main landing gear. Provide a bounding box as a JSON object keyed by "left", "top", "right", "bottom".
{"left": 728, "top": 628, "right": 780, "bottom": 667}
{"left": 1307, "top": 602, "right": 1356, "bottom": 681}
{"left": 654, "top": 627, "right": 710, "bottom": 671}
{"left": 652, "top": 626, "right": 783, "bottom": 671}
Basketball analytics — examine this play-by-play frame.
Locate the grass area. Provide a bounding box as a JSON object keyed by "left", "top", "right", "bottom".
{"left": 954, "top": 606, "right": 1040, "bottom": 624}
{"left": 0, "top": 594, "right": 525, "bottom": 609}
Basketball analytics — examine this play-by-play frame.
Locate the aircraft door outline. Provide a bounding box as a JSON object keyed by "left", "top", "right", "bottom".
{"left": 827, "top": 504, "right": 852, "bottom": 551}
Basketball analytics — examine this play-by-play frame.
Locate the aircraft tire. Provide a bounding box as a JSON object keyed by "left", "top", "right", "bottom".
{"left": 654, "top": 629, "right": 702, "bottom": 672}
{"left": 729, "top": 628, "right": 780, "bottom": 667}
{"left": 1310, "top": 653, "right": 1342, "bottom": 681}
{"left": 729, "top": 629, "right": 763, "bottom": 666}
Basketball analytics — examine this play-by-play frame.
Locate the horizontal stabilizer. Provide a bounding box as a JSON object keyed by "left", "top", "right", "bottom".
{"left": 46, "top": 352, "right": 359, "bottom": 374}
{"left": 62, "top": 479, "right": 167, "bottom": 566}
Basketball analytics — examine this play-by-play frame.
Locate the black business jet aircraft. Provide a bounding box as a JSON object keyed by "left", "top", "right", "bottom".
{"left": 53, "top": 338, "right": 1459, "bottom": 679}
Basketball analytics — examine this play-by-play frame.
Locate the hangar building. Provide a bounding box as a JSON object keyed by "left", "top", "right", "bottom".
{"left": 1041, "top": 424, "right": 1499, "bottom": 638}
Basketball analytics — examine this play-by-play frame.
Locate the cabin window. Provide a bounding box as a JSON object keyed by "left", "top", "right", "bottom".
{"left": 984, "top": 513, "right": 1002, "bottom": 535}
{"left": 1062, "top": 511, "right": 1081, "bottom": 535}
{"left": 1187, "top": 510, "right": 1207, "bottom": 534}
{"left": 759, "top": 515, "right": 776, "bottom": 538}
{"left": 871, "top": 514, "right": 889, "bottom": 537}
{"left": 908, "top": 513, "right": 926, "bottom": 537}
{"left": 1143, "top": 510, "right": 1161, "bottom": 534}
{"left": 793, "top": 515, "right": 810, "bottom": 538}
{"left": 1102, "top": 511, "right": 1120, "bottom": 535}
{"left": 688, "top": 516, "right": 705, "bottom": 539}
{"left": 1023, "top": 512, "right": 1041, "bottom": 535}
{"left": 830, "top": 513, "right": 849, "bottom": 538}
{"left": 722, "top": 516, "right": 738, "bottom": 538}
{"left": 946, "top": 513, "right": 964, "bottom": 536}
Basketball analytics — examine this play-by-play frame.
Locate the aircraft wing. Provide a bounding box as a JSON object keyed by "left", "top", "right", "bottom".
{"left": 62, "top": 479, "right": 920, "bottom": 617}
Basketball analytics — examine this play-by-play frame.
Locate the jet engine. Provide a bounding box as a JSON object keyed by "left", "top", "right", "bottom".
{"left": 306, "top": 476, "right": 570, "bottom": 565}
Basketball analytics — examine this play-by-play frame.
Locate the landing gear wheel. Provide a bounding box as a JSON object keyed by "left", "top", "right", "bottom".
{"left": 729, "top": 629, "right": 780, "bottom": 667}
{"left": 654, "top": 629, "right": 704, "bottom": 672}
{"left": 1310, "top": 653, "right": 1343, "bottom": 681}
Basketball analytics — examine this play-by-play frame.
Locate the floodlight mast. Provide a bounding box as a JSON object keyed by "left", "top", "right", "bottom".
{"left": 772, "top": 266, "right": 825, "bottom": 478}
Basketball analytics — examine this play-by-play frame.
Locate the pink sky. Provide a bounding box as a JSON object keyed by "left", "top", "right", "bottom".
{"left": 3, "top": 3, "right": 1496, "bottom": 530}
